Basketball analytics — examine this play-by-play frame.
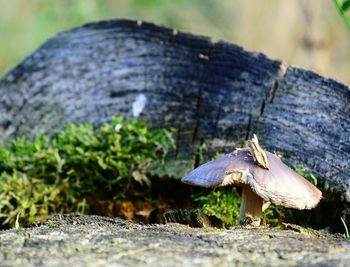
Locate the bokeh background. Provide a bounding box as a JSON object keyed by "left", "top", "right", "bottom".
{"left": 1, "top": 0, "right": 350, "bottom": 85}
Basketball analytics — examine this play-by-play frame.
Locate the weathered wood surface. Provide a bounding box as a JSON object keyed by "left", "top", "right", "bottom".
{"left": 0, "top": 214, "right": 349, "bottom": 267}
{"left": 0, "top": 19, "right": 349, "bottom": 223}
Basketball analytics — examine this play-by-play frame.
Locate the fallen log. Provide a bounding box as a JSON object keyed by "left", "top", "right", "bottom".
{"left": 0, "top": 19, "right": 349, "bottom": 228}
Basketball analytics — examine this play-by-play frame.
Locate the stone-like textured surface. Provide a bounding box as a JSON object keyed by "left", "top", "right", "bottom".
{"left": 0, "top": 214, "right": 349, "bottom": 267}
{"left": 0, "top": 19, "right": 349, "bottom": 225}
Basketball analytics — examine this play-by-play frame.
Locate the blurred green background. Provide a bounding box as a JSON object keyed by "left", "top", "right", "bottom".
{"left": 1, "top": 0, "right": 350, "bottom": 85}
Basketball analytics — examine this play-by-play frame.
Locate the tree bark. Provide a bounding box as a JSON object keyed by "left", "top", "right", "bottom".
{"left": 0, "top": 19, "right": 349, "bottom": 225}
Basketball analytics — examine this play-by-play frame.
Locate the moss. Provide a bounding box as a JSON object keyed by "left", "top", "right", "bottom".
{"left": 263, "top": 205, "right": 287, "bottom": 228}
{"left": 45, "top": 220, "right": 61, "bottom": 228}
{"left": 293, "top": 164, "right": 318, "bottom": 186}
{"left": 193, "top": 188, "right": 241, "bottom": 227}
{"left": 0, "top": 116, "right": 174, "bottom": 228}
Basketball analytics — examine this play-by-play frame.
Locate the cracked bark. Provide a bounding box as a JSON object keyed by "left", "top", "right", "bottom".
{"left": 0, "top": 19, "right": 349, "bottom": 227}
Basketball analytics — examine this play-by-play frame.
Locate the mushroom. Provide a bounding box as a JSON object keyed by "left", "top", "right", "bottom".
{"left": 181, "top": 135, "right": 322, "bottom": 226}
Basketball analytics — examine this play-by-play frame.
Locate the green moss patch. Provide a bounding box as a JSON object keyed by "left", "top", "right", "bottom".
{"left": 0, "top": 117, "right": 174, "bottom": 227}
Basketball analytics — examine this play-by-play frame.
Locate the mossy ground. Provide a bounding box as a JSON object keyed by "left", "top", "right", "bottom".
{"left": 0, "top": 117, "right": 174, "bottom": 228}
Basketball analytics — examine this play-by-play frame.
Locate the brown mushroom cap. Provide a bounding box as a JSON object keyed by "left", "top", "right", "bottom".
{"left": 181, "top": 148, "right": 322, "bottom": 210}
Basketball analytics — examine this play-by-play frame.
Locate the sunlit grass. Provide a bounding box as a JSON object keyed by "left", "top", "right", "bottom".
{"left": 341, "top": 217, "right": 350, "bottom": 239}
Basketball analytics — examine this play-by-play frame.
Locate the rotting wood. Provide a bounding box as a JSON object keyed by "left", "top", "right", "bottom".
{"left": 0, "top": 19, "right": 349, "bottom": 228}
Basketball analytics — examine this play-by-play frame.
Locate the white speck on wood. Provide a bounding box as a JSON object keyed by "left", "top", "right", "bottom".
{"left": 132, "top": 94, "right": 147, "bottom": 117}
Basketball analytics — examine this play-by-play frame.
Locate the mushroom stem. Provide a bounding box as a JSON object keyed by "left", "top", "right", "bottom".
{"left": 239, "top": 185, "right": 263, "bottom": 225}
